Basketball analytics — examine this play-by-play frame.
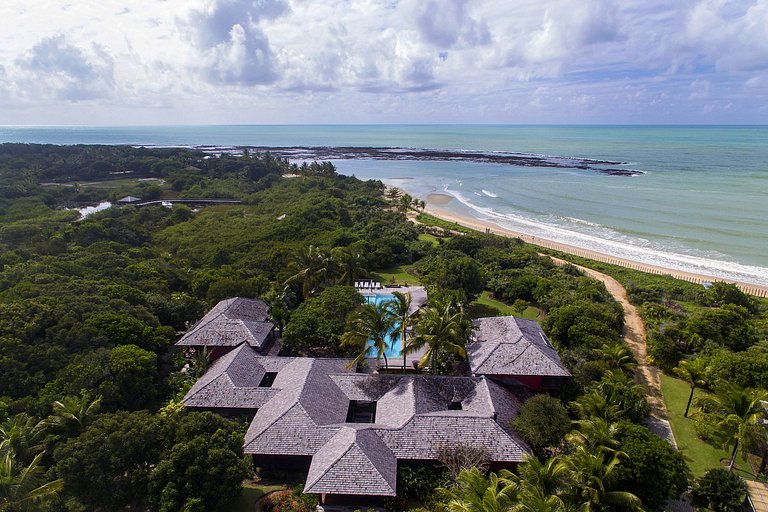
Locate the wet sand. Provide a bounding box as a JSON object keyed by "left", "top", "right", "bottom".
{"left": 423, "top": 206, "right": 768, "bottom": 298}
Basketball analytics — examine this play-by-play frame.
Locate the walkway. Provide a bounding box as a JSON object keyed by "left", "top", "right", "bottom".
{"left": 548, "top": 256, "right": 677, "bottom": 446}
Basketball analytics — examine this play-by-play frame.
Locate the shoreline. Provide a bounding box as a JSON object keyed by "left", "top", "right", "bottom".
{"left": 422, "top": 205, "right": 768, "bottom": 298}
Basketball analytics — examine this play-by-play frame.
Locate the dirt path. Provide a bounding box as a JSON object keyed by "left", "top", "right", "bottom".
{"left": 548, "top": 257, "right": 671, "bottom": 428}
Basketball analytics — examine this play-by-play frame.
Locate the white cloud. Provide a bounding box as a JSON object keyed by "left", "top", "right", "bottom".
{"left": 0, "top": 0, "right": 765, "bottom": 124}
{"left": 14, "top": 35, "right": 115, "bottom": 101}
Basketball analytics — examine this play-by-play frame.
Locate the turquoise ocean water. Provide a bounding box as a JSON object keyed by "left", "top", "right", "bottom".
{"left": 1, "top": 125, "right": 766, "bottom": 286}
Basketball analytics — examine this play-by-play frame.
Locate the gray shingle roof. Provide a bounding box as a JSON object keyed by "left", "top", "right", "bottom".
{"left": 304, "top": 427, "right": 397, "bottom": 496}
{"left": 182, "top": 343, "right": 288, "bottom": 409}
{"left": 176, "top": 297, "right": 274, "bottom": 349}
{"left": 186, "top": 343, "right": 537, "bottom": 496}
{"left": 468, "top": 316, "right": 571, "bottom": 377}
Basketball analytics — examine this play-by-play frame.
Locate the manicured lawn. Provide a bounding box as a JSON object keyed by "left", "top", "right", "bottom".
{"left": 231, "top": 483, "right": 284, "bottom": 512}
{"left": 470, "top": 292, "right": 542, "bottom": 320}
{"left": 371, "top": 265, "right": 422, "bottom": 286}
{"left": 660, "top": 374, "right": 754, "bottom": 478}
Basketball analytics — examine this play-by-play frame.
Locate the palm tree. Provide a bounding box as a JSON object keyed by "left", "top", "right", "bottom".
{"left": 571, "top": 392, "right": 624, "bottom": 423}
{"left": 439, "top": 467, "right": 518, "bottom": 512}
{"left": 566, "top": 418, "right": 622, "bottom": 453}
{"left": 286, "top": 245, "right": 331, "bottom": 300}
{"left": 265, "top": 286, "right": 292, "bottom": 337}
{"left": 673, "top": 357, "right": 708, "bottom": 417}
{"left": 40, "top": 393, "right": 101, "bottom": 438}
{"left": 341, "top": 302, "right": 396, "bottom": 369}
{"left": 513, "top": 486, "right": 567, "bottom": 512}
{"left": 386, "top": 291, "right": 413, "bottom": 373}
{"left": 331, "top": 246, "right": 365, "bottom": 286}
{"left": 410, "top": 301, "right": 472, "bottom": 375}
{"left": 0, "top": 415, "right": 47, "bottom": 465}
{"left": 0, "top": 451, "right": 63, "bottom": 512}
{"left": 515, "top": 456, "right": 569, "bottom": 498}
{"left": 696, "top": 382, "right": 768, "bottom": 471}
{"left": 564, "top": 446, "right": 642, "bottom": 512}
{"left": 592, "top": 343, "right": 636, "bottom": 373}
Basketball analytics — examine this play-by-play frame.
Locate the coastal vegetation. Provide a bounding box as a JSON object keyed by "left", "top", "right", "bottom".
{"left": 0, "top": 143, "right": 764, "bottom": 510}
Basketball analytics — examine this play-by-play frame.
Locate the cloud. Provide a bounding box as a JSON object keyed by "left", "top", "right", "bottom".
{"left": 685, "top": 0, "right": 768, "bottom": 72}
{"left": 14, "top": 35, "right": 115, "bottom": 101}
{"left": 524, "top": 0, "right": 622, "bottom": 65}
{"left": 183, "top": 0, "right": 289, "bottom": 85}
{"left": 416, "top": 0, "right": 491, "bottom": 48}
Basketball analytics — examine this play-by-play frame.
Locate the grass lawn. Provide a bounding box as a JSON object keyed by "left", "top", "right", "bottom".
{"left": 231, "top": 483, "right": 285, "bottom": 512}
{"left": 470, "top": 292, "right": 542, "bottom": 320}
{"left": 418, "top": 233, "right": 440, "bottom": 246}
{"left": 660, "top": 374, "right": 755, "bottom": 479}
{"left": 371, "top": 265, "right": 421, "bottom": 286}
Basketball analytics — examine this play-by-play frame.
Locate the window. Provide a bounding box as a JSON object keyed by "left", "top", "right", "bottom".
{"left": 346, "top": 400, "right": 377, "bottom": 423}
{"left": 448, "top": 401, "right": 463, "bottom": 410}
{"left": 259, "top": 372, "right": 278, "bottom": 387}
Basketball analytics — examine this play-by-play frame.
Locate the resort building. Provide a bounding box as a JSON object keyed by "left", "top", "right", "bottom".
{"left": 176, "top": 297, "right": 276, "bottom": 359}
{"left": 178, "top": 296, "right": 571, "bottom": 505}
{"left": 468, "top": 316, "right": 572, "bottom": 390}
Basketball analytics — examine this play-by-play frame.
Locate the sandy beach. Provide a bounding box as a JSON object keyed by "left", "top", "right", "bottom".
{"left": 422, "top": 204, "right": 768, "bottom": 298}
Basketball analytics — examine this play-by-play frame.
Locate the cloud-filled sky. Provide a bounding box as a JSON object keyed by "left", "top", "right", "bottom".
{"left": 1, "top": 0, "right": 767, "bottom": 125}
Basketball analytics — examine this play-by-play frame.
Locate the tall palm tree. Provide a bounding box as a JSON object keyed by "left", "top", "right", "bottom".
{"left": 286, "top": 245, "right": 331, "bottom": 300}
{"left": 332, "top": 246, "right": 365, "bottom": 286}
{"left": 673, "top": 357, "right": 708, "bottom": 417}
{"left": 411, "top": 301, "right": 472, "bottom": 375}
{"left": 439, "top": 467, "right": 518, "bottom": 512}
{"left": 386, "top": 291, "right": 413, "bottom": 373}
{"left": 341, "top": 302, "right": 396, "bottom": 369}
{"left": 40, "top": 393, "right": 102, "bottom": 438}
{"left": 564, "top": 446, "right": 642, "bottom": 512}
{"left": 696, "top": 382, "right": 768, "bottom": 471}
{"left": 0, "top": 451, "right": 63, "bottom": 512}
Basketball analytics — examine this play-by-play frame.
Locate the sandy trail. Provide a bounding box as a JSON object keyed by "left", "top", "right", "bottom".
{"left": 548, "top": 256, "right": 669, "bottom": 423}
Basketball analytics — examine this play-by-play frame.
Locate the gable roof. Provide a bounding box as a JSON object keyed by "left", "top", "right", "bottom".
{"left": 176, "top": 297, "right": 274, "bottom": 349}
{"left": 468, "top": 316, "right": 571, "bottom": 378}
{"left": 304, "top": 427, "right": 397, "bottom": 496}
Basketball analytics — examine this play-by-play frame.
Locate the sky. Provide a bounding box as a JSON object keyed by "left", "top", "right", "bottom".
{"left": 0, "top": 0, "right": 767, "bottom": 125}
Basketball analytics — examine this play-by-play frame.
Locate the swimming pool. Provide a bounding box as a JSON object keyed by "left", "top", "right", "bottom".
{"left": 362, "top": 294, "right": 402, "bottom": 359}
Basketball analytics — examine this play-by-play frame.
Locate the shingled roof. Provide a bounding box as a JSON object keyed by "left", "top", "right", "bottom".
{"left": 239, "top": 364, "right": 531, "bottom": 495}
{"left": 304, "top": 427, "right": 397, "bottom": 496}
{"left": 176, "top": 297, "right": 274, "bottom": 350}
{"left": 182, "top": 344, "right": 289, "bottom": 409}
{"left": 181, "top": 315, "right": 571, "bottom": 497}
{"left": 467, "top": 316, "right": 571, "bottom": 378}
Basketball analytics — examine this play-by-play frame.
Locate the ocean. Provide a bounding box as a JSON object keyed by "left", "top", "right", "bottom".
{"left": 1, "top": 125, "right": 767, "bottom": 286}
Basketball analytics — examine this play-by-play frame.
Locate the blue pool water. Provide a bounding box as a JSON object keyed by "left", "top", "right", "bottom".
{"left": 363, "top": 294, "right": 402, "bottom": 359}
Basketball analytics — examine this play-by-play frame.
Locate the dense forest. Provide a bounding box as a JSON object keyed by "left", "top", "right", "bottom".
{"left": 0, "top": 144, "right": 764, "bottom": 512}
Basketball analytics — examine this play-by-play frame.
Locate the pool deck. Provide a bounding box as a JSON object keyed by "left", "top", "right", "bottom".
{"left": 358, "top": 285, "right": 428, "bottom": 315}
{"left": 357, "top": 285, "right": 429, "bottom": 372}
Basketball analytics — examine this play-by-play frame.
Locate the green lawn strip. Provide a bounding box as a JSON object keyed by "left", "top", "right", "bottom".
{"left": 660, "top": 374, "right": 754, "bottom": 479}
{"left": 417, "top": 233, "right": 440, "bottom": 245}
{"left": 371, "top": 265, "right": 422, "bottom": 286}
{"left": 231, "top": 483, "right": 285, "bottom": 512}
{"left": 470, "top": 292, "right": 542, "bottom": 320}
